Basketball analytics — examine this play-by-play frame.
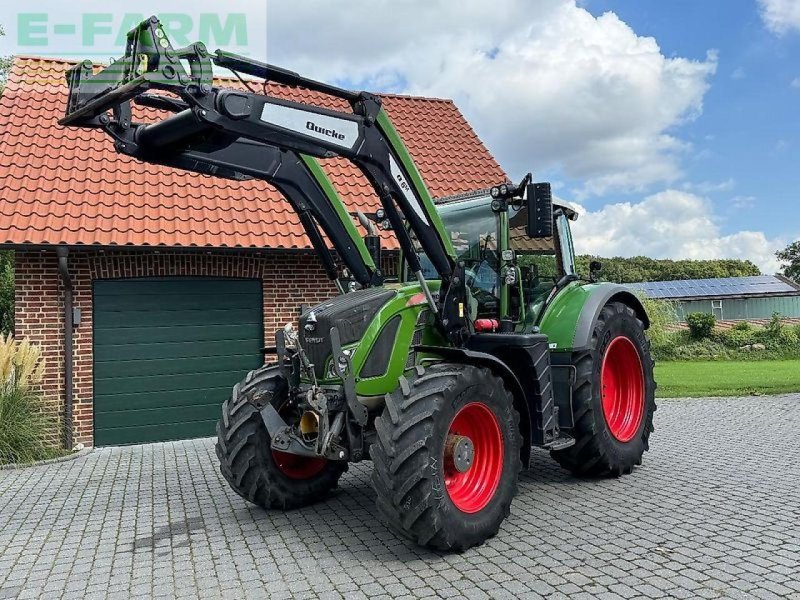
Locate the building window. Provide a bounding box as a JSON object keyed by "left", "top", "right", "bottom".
{"left": 712, "top": 299, "right": 724, "bottom": 320}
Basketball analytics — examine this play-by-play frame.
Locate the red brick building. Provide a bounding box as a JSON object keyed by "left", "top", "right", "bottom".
{"left": 0, "top": 56, "right": 505, "bottom": 447}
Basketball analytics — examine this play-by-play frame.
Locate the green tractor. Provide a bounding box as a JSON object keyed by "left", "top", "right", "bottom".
{"left": 63, "top": 17, "right": 656, "bottom": 551}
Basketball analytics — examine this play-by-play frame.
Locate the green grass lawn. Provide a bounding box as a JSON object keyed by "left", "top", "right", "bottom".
{"left": 655, "top": 360, "right": 800, "bottom": 398}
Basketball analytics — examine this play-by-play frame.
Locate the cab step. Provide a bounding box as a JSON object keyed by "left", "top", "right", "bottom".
{"left": 544, "top": 435, "right": 575, "bottom": 451}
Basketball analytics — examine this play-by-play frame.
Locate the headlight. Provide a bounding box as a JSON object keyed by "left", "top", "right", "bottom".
{"left": 328, "top": 347, "right": 355, "bottom": 378}
{"left": 504, "top": 267, "right": 517, "bottom": 285}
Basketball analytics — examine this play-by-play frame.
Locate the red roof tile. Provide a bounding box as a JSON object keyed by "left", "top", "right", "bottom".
{"left": 0, "top": 56, "right": 506, "bottom": 250}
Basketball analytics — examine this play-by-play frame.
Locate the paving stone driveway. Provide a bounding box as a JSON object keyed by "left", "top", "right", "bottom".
{"left": 1, "top": 395, "right": 799, "bottom": 600}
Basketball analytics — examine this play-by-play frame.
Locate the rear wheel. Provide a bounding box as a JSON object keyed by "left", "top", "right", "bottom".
{"left": 371, "top": 364, "right": 521, "bottom": 552}
{"left": 551, "top": 302, "right": 656, "bottom": 476}
{"left": 215, "top": 365, "right": 345, "bottom": 509}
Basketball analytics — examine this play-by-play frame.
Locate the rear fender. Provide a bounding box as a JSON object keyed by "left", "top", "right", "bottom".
{"left": 573, "top": 288, "right": 649, "bottom": 349}
{"left": 539, "top": 282, "right": 650, "bottom": 351}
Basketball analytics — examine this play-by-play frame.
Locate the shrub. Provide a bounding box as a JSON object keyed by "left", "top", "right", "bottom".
{"left": 686, "top": 312, "right": 716, "bottom": 339}
{"left": 746, "top": 313, "right": 799, "bottom": 350}
{"left": 719, "top": 326, "right": 756, "bottom": 349}
{"left": 650, "top": 335, "right": 678, "bottom": 361}
{"left": 652, "top": 317, "right": 800, "bottom": 362}
{"left": 731, "top": 320, "right": 752, "bottom": 332}
{"left": 775, "top": 326, "right": 799, "bottom": 348}
{"left": 765, "top": 312, "right": 784, "bottom": 337}
{"left": 671, "top": 338, "right": 733, "bottom": 361}
{"left": 0, "top": 334, "right": 53, "bottom": 465}
{"left": 650, "top": 329, "right": 692, "bottom": 361}
{"left": 0, "top": 251, "right": 12, "bottom": 334}
{"left": 638, "top": 295, "right": 677, "bottom": 346}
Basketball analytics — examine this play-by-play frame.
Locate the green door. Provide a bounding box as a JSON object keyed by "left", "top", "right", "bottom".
{"left": 93, "top": 278, "right": 264, "bottom": 446}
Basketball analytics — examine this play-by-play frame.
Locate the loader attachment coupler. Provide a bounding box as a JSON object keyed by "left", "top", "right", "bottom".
{"left": 62, "top": 16, "right": 213, "bottom": 128}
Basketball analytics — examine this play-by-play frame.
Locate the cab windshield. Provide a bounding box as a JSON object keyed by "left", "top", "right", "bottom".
{"left": 413, "top": 195, "right": 572, "bottom": 321}
{"left": 417, "top": 196, "right": 501, "bottom": 312}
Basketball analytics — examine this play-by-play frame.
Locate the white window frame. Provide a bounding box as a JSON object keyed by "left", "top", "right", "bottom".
{"left": 711, "top": 299, "right": 724, "bottom": 320}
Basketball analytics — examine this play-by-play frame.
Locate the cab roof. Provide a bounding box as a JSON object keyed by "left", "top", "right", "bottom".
{"left": 434, "top": 188, "right": 580, "bottom": 220}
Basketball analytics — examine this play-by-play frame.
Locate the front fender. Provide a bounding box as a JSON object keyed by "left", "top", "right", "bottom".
{"left": 539, "top": 282, "right": 649, "bottom": 351}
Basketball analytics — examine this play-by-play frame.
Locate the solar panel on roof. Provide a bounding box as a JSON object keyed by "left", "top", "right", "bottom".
{"left": 627, "top": 275, "right": 798, "bottom": 299}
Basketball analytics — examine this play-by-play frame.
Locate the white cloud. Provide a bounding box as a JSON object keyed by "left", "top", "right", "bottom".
{"left": 570, "top": 190, "right": 785, "bottom": 273}
{"left": 0, "top": 1, "right": 718, "bottom": 197}
{"left": 791, "top": 77, "right": 800, "bottom": 89}
{"left": 731, "top": 195, "right": 757, "bottom": 210}
{"left": 264, "top": 0, "right": 717, "bottom": 197}
{"left": 682, "top": 178, "right": 736, "bottom": 194}
{"left": 731, "top": 67, "right": 746, "bottom": 80}
{"left": 759, "top": 0, "right": 800, "bottom": 34}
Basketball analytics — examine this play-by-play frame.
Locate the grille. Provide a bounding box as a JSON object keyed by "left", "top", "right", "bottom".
{"left": 407, "top": 309, "right": 430, "bottom": 370}
{"left": 299, "top": 287, "right": 397, "bottom": 378}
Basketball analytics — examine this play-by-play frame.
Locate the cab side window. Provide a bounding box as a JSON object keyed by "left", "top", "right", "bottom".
{"left": 509, "top": 205, "right": 560, "bottom": 320}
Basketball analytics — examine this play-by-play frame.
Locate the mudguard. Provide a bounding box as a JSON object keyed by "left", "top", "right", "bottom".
{"left": 573, "top": 286, "right": 649, "bottom": 349}
{"left": 539, "top": 282, "right": 649, "bottom": 352}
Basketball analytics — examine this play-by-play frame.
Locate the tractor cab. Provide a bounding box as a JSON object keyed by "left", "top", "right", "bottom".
{"left": 410, "top": 187, "right": 580, "bottom": 332}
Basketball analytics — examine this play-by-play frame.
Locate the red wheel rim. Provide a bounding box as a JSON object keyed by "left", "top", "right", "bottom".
{"left": 271, "top": 449, "right": 327, "bottom": 480}
{"left": 601, "top": 336, "right": 645, "bottom": 442}
{"left": 444, "top": 402, "right": 504, "bottom": 514}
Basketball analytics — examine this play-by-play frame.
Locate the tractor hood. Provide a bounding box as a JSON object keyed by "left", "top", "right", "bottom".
{"left": 299, "top": 287, "right": 398, "bottom": 379}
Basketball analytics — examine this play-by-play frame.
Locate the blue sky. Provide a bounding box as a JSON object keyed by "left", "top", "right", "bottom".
{"left": 1, "top": 0, "right": 797, "bottom": 271}
{"left": 578, "top": 0, "right": 799, "bottom": 243}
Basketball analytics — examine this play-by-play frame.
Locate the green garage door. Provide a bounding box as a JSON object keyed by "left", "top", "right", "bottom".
{"left": 93, "top": 278, "right": 264, "bottom": 446}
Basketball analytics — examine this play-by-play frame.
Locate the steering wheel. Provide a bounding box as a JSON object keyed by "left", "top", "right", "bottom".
{"left": 465, "top": 258, "right": 488, "bottom": 287}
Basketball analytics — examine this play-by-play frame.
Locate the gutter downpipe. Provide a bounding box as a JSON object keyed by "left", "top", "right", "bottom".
{"left": 56, "top": 247, "right": 74, "bottom": 451}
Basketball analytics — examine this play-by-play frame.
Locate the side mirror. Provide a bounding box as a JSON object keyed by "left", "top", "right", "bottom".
{"left": 589, "top": 260, "right": 602, "bottom": 282}
{"left": 526, "top": 182, "right": 553, "bottom": 239}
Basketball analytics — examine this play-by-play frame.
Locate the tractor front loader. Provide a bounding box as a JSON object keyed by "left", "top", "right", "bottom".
{"left": 62, "top": 17, "right": 657, "bottom": 552}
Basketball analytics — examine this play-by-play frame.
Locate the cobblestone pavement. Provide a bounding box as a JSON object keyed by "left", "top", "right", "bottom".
{"left": 1, "top": 395, "right": 799, "bottom": 600}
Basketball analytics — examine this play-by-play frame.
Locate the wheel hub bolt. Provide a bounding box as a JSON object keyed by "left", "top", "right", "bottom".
{"left": 445, "top": 434, "right": 474, "bottom": 473}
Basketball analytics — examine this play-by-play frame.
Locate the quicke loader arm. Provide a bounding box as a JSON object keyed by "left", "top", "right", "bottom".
{"left": 59, "top": 20, "right": 382, "bottom": 289}
{"left": 60, "top": 16, "right": 472, "bottom": 343}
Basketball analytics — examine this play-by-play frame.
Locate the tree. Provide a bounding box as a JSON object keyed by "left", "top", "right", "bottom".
{"left": 575, "top": 255, "right": 761, "bottom": 284}
{"left": 776, "top": 241, "right": 800, "bottom": 282}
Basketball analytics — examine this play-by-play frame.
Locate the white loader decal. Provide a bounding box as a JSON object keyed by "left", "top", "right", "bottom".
{"left": 389, "top": 155, "right": 427, "bottom": 221}
{"left": 261, "top": 103, "right": 360, "bottom": 150}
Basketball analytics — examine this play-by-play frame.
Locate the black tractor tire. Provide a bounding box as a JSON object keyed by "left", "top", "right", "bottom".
{"left": 551, "top": 301, "right": 656, "bottom": 477}
{"left": 371, "top": 363, "right": 521, "bottom": 552}
{"left": 215, "top": 365, "right": 346, "bottom": 510}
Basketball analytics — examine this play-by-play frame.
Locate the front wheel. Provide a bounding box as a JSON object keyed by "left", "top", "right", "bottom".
{"left": 371, "top": 364, "right": 521, "bottom": 552}
{"left": 551, "top": 301, "right": 656, "bottom": 476}
{"left": 215, "top": 365, "right": 346, "bottom": 510}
